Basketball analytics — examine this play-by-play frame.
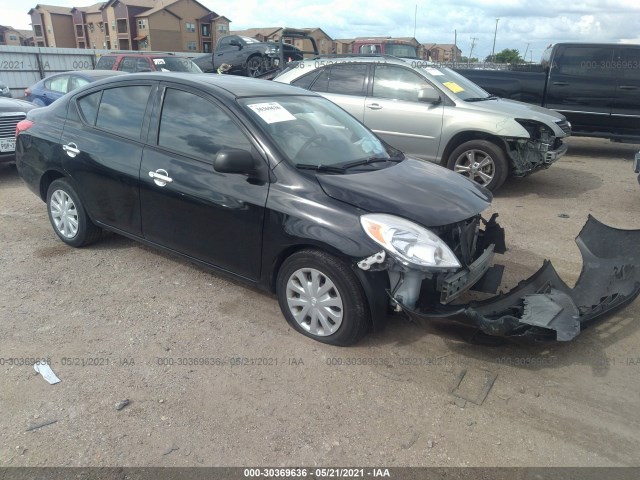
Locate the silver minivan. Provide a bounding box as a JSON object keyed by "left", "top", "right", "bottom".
{"left": 275, "top": 57, "right": 571, "bottom": 191}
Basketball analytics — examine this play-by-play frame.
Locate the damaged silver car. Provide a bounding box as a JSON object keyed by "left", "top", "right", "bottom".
{"left": 275, "top": 56, "right": 570, "bottom": 191}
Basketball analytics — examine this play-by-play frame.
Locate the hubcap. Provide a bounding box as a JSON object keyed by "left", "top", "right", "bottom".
{"left": 285, "top": 268, "right": 343, "bottom": 336}
{"left": 50, "top": 189, "right": 79, "bottom": 239}
{"left": 454, "top": 149, "right": 495, "bottom": 186}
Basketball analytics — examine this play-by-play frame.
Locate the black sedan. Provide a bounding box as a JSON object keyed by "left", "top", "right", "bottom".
{"left": 15, "top": 73, "right": 640, "bottom": 345}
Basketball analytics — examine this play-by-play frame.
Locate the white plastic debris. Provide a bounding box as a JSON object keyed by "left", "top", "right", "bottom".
{"left": 33, "top": 362, "right": 61, "bottom": 384}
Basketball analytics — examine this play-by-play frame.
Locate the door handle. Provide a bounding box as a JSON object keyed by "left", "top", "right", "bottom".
{"left": 149, "top": 169, "right": 173, "bottom": 187}
{"left": 619, "top": 85, "right": 638, "bottom": 90}
{"left": 552, "top": 81, "right": 569, "bottom": 86}
{"left": 366, "top": 103, "right": 383, "bottom": 110}
{"left": 62, "top": 142, "right": 80, "bottom": 158}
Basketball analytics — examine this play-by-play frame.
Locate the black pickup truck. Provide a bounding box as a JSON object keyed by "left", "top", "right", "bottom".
{"left": 455, "top": 43, "right": 640, "bottom": 142}
{"left": 193, "top": 29, "right": 314, "bottom": 78}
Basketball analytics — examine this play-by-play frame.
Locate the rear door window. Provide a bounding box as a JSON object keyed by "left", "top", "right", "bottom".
{"left": 45, "top": 75, "right": 70, "bottom": 93}
{"left": 77, "top": 91, "right": 102, "bottom": 125}
{"left": 310, "top": 64, "right": 368, "bottom": 96}
{"left": 95, "top": 85, "right": 152, "bottom": 139}
{"left": 68, "top": 75, "right": 91, "bottom": 91}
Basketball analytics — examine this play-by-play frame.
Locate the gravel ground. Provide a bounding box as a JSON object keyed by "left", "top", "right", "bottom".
{"left": 0, "top": 137, "right": 639, "bottom": 468}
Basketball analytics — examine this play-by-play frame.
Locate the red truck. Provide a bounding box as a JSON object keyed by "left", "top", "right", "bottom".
{"left": 352, "top": 38, "right": 418, "bottom": 58}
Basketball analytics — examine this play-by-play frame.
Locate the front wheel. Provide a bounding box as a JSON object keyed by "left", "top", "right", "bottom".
{"left": 276, "top": 249, "right": 371, "bottom": 346}
{"left": 46, "top": 178, "right": 101, "bottom": 247}
{"left": 446, "top": 140, "right": 508, "bottom": 192}
{"left": 246, "top": 56, "right": 265, "bottom": 77}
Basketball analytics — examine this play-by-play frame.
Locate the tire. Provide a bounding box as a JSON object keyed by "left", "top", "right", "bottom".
{"left": 276, "top": 249, "right": 371, "bottom": 346}
{"left": 46, "top": 178, "right": 101, "bottom": 247}
{"left": 446, "top": 140, "right": 508, "bottom": 192}
{"left": 246, "top": 56, "right": 265, "bottom": 77}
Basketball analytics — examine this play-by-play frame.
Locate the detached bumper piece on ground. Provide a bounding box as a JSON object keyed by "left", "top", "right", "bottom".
{"left": 395, "top": 216, "right": 640, "bottom": 341}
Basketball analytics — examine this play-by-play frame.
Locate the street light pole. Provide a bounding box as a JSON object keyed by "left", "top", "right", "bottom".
{"left": 491, "top": 18, "right": 499, "bottom": 63}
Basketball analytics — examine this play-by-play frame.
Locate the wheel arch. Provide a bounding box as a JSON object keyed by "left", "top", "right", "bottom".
{"left": 268, "top": 243, "right": 389, "bottom": 333}
{"left": 440, "top": 131, "right": 509, "bottom": 167}
{"left": 39, "top": 169, "right": 66, "bottom": 201}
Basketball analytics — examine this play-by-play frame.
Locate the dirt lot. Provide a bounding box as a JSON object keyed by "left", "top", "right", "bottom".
{"left": 1, "top": 137, "right": 639, "bottom": 468}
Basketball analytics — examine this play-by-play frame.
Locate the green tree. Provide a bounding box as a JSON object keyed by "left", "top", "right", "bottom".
{"left": 461, "top": 56, "right": 479, "bottom": 63}
{"left": 486, "top": 48, "right": 523, "bottom": 64}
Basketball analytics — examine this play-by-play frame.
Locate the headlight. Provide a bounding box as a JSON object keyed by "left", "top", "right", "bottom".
{"left": 360, "top": 214, "right": 460, "bottom": 268}
{"left": 265, "top": 47, "right": 278, "bottom": 55}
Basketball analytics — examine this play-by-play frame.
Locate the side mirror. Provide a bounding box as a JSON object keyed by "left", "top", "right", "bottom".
{"left": 214, "top": 149, "right": 255, "bottom": 174}
{"left": 229, "top": 39, "right": 242, "bottom": 49}
{"left": 417, "top": 88, "right": 442, "bottom": 104}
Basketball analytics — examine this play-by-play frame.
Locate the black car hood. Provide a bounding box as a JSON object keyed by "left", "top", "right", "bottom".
{"left": 316, "top": 158, "right": 492, "bottom": 227}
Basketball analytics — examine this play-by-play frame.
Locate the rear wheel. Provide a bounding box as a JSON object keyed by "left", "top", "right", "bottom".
{"left": 46, "top": 178, "right": 101, "bottom": 247}
{"left": 447, "top": 140, "right": 508, "bottom": 192}
{"left": 276, "top": 249, "right": 371, "bottom": 346}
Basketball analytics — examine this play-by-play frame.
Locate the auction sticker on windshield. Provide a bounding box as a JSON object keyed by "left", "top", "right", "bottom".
{"left": 443, "top": 81, "right": 465, "bottom": 93}
{"left": 247, "top": 102, "right": 296, "bottom": 123}
{"left": 425, "top": 68, "right": 444, "bottom": 76}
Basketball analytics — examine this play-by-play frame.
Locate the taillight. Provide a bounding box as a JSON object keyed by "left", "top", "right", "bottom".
{"left": 16, "top": 119, "right": 34, "bottom": 136}
{"left": 24, "top": 87, "right": 31, "bottom": 97}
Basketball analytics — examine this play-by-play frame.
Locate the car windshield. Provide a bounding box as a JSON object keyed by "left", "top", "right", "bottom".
{"left": 239, "top": 96, "right": 399, "bottom": 170}
{"left": 419, "top": 66, "right": 490, "bottom": 100}
{"left": 153, "top": 57, "right": 202, "bottom": 73}
{"left": 240, "top": 36, "right": 261, "bottom": 44}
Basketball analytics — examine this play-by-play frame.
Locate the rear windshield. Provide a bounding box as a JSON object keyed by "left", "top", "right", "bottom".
{"left": 95, "top": 56, "right": 117, "bottom": 70}
{"left": 152, "top": 57, "right": 202, "bottom": 73}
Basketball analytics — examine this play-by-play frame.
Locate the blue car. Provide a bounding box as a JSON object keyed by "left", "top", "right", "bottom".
{"left": 24, "top": 70, "right": 128, "bottom": 106}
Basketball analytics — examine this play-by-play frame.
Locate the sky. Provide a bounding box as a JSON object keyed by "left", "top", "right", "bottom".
{"left": 4, "top": 0, "right": 640, "bottom": 61}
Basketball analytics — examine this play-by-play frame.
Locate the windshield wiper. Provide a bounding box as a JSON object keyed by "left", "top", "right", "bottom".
{"left": 295, "top": 163, "right": 346, "bottom": 173}
{"left": 340, "top": 156, "right": 403, "bottom": 170}
{"left": 465, "top": 95, "right": 498, "bottom": 102}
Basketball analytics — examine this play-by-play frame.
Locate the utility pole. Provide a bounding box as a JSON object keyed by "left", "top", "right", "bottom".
{"left": 454, "top": 29, "right": 457, "bottom": 64}
{"left": 523, "top": 42, "right": 530, "bottom": 63}
{"left": 469, "top": 36, "right": 478, "bottom": 66}
{"left": 491, "top": 18, "right": 499, "bottom": 63}
{"left": 414, "top": 5, "right": 417, "bottom": 38}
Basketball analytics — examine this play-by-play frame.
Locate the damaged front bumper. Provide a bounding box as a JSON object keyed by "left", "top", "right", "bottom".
{"left": 506, "top": 119, "right": 569, "bottom": 177}
{"left": 385, "top": 216, "right": 640, "bottom": 341}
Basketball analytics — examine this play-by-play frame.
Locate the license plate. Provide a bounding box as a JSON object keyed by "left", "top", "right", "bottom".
{"left": 0, "top": 138, "right": 16, "bottom": 153}
{"left": 634, "top": 152, "right": 640, "bottom": 173}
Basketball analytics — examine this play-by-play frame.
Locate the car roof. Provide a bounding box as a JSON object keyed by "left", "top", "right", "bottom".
{"left": 107, "top": 72, "right": 319, "bottom": 99}
{"left": 43, "top": 70, "right": 129, "bottom": 80}
{"left": 80, "top": 70, "right": 130, "bottom": 79}
{"left": 101, "top": 52, "right": 179, "bottom": 58}
{"left": 297, "top": 55, "right": 412, "bottom": 66}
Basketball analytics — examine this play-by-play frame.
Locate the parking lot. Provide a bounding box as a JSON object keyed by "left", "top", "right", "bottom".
{"left": 0, "top": 136, "right": 639, "bottom": 467}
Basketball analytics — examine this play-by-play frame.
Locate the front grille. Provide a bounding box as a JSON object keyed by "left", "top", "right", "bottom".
{"left": 555, "top": 119, "right": 571, "bottom": 135}
{"left": 0, "top": 113, "right": 26, "bottom": 139}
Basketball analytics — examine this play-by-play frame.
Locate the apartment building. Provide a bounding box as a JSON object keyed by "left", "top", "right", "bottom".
{"left": 334, "top": 39, "right": 353, "bottom": 54}
{"left": 425, "top": 43, "right": 462, "bottom": 62}
{"left": 133, "top": 0, "right": 229, "bottom": 53}
{"left": 27, "top": 1, "right": 231, "bottom": 53}
{"left": 293, "top": 28, "right": 333, "bottom": 54}
{"left": 28, "top": 4, "right": 76, "bottom": 47}
{"left": 0, "top": 26, "right": 33, "bottom": 46}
